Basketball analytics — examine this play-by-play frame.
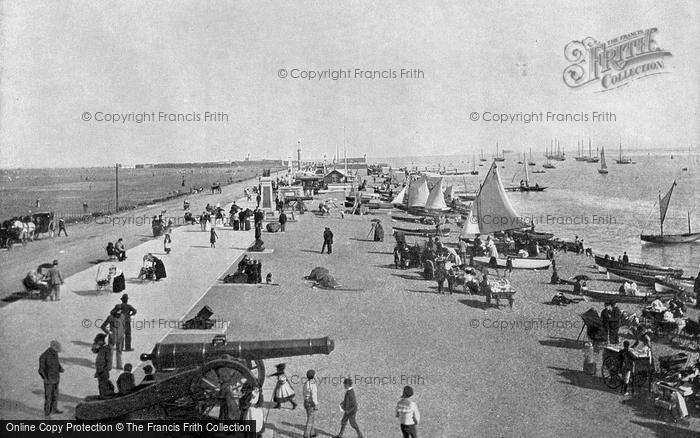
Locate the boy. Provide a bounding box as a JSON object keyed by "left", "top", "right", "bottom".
{"left": 117, "top": 363, "right": 135, "bottom": 394}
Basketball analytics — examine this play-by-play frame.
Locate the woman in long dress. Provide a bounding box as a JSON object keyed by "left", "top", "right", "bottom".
{"left": 271, "top": 363, "right": 297, "bottom": 409}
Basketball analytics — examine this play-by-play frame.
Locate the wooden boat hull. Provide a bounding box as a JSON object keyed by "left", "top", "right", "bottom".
{"left": 472, "top": 256, "right": 551, "bottom": 270}
{"left": 511, "top": 230, "right": 555, "bottom": 242}
{"left": 581, "top": 288, "right": 653, "bottom": 303}
{"left": 392, "top": 225, "right": 451, "bottom": 235}
{"left": 391, "top": 215, "right": 436, "bottom": 224}
{"left": 505, "top": 186, "right": 547, "bottom": 192}
{"left": 640, "top": 233, "right": 700, "bottom": 244}
{"left": 606, "top": 268, "right": 659, "bottom": 286}
{"left": 593, "top": 255, "right": 682, "bottom": 275}
{"left": 653, "top": 276, "right": 694, "bottom": 294}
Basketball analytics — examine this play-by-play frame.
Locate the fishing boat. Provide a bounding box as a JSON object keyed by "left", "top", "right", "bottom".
{"left": 615, "top": 142, "right": 633, "bottom": 164}
{"left": 461, "top": 162, "right": 551, "bottom": 270}
{"left": 392, "top": 225, "right": 451, "bottom": 234}
{"left": 606, "top": 267, "right": 667, "bottom": 286}
{"left": 574, "top": 140, "right": 588, "bottom": 161}
{"left": 510, "top": 229, "right": 555, "bottom": 242}
{"left": 506, "top": 155, "right": 547, "bottom": 191}
{"left": 470, "top": 152, "right": 479, "bottom": 175}
{"left": 493, "top": 142, "right": 505, "bottom": 162}
{"left": 597, "top": 147, "right": 608, "bottom": 174}
{"left": 580, "top": 288, "right": 655, "bottom": 303}
{"left": 479, "top": 149, "right": 487, "bottom": 162}
{"left": 528, "top": 148, "right": 536, "bottom": 166}
{"left": 640, "top": 180, "right": 700, "bottom": 244}
{"left": 653, "top": 275, "right": 694, "bottom": 294}
{"left": 548, "top": 139, "right": 566, "bottom": 161}
{"left": 585, "top": 140, "right": 599, "bottom": 163}
{"left": 391, "top": 214, "right": 437, "bottom": 224}
{"left": 532, "top": 169, "right": 546, "bottom": 174}
{"left": 472, "top": 256, "right": 551, "bottom": 270}
{"left": 593, "top": 255, "right": 683, "bottom": 274}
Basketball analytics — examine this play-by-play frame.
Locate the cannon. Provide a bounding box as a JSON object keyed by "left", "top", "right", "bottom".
{"left": 75, "top": 335, "right": 334, "bottom": 421}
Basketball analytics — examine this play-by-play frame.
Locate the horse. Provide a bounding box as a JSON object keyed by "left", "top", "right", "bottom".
{"left": 211, "top": 183, "right": 222, "bottom": 194}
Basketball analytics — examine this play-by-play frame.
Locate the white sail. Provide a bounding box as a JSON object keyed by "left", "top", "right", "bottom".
{"left": 425, "top": 177, "right": 450, "bottom": 211}
{"left": 391, "top": 184, "right": 408, "bottom": 206}
{"left": 600, "top": 147, "right": 607, "bottom": 169}
{"left": 407, "top": 176, "right": 430, "bottom": 208}
{"left": 461, "top": 162, "right": 529, "bottom": 235}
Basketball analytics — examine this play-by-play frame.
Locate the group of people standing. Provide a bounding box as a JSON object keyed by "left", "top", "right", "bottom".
{"left": 268, "top": 364, "right": 420, "bottom": 438}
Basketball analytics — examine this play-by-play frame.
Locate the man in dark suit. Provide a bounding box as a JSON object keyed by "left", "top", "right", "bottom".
{"left": 47, "top": 259, "right": 64, "bottom": 301}
{"left": 609, "top": 302, "right": 622, "bottom": 344}
{"left": 92, "top": 333, "right": 114, "bottom": 397}
{"left": 114, "top": 294, "right": 137, "bottom": 351}
{"left": 279, "top": 210, "right": 288, "bottom": 232}
{"left": 39, "top": 340, "right": 64, "bottom": 416}
{"left": 322, "top": 227, "right": 334, "bottom": 254}
{"left": 334, "top": 378, "right": 363, "bottom": 438}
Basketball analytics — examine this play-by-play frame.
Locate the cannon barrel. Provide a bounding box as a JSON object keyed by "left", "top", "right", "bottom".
{"left": 140, "top": 336, "right": 334, "bottom": 372}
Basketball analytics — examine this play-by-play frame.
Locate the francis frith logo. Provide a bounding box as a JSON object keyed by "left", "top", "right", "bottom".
{"left": 563, "top": 28, "right": 672, "bottom": 91}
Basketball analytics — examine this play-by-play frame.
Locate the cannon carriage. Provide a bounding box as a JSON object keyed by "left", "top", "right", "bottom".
{"left": 75, "top": 335, "right": 334, "bottom": 421}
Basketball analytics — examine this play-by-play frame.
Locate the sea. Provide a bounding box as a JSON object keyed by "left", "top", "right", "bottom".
{"left": 0, "top": 167, "right": 261, "bottom": 221}
{"left": 382, "top": 150, "right": 700, "bottom": 275}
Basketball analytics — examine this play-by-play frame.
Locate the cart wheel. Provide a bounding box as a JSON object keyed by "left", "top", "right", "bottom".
{"left": 601, "top": 356, "right": 622, "bottom": 389}
{"left": 189, "top": 359, "right": 256, "bottom": 419}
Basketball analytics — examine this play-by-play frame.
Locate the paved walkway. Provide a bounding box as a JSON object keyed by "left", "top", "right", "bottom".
{"left": 0, "top": 198, "right": 257, "bottom": 420}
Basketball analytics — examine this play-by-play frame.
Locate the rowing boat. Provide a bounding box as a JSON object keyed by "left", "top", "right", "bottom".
{"left": 593, "top": 255, "right": 683, "bottom": 276}
{"left": 472, "top": 256, "right": 551, "bottom": 270}
{"left": 580, "top": 288, "right": 654, "bottom": 303}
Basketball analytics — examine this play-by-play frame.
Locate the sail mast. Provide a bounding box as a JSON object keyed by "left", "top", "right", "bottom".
{"left": 659, "top": 191, "right": 663, "bottom": 237}
{"left": 689, "top": 211, "right": 692, "bottom": 234}
{"left": 524, "top": 153, "right": 529, "bottom": 185}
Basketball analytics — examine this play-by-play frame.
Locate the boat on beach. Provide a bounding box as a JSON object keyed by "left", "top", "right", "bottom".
{"left": 510, "top": 229, "right": 555, "bottom": 242}
{"left": 593, "top": 255, "right": 683, "bottom": 275}
{"left": 606, "top": 267, "right": 669, "bottom": 286}
{"left": 472, "top": 256, "right": 551, "bottom": 270}
{"left": 392, "top": 225, "right": 451, "bottom": 235}
{"left": 653, "top": 275, "right": 695, "bottom": 294}
{"left": 579, "top": 287, "right": 655, "bottom": 303}
{"left": 640, "top": 180, "right": 700, "bottom": 244}
{"left": 461, "top": 161, "right": 551, "bottom": 270}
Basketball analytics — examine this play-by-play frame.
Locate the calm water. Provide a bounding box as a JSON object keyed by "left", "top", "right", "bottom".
{"left": 384, "top": 152, "right": 700, "bottom": 275}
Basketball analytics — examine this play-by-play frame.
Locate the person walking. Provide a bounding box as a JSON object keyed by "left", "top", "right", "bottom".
{"left": 271, "top": 363, "right": 297, "bottom": 409}
{"left": 279, "top": 210, "right": 287, "bottom": 232}
{"left": 92, "top": 333, "right": 114, "bottom": 397}
{"left": 100, "top": 307, "right": 125, "bottom": 369}
{"left": 114, "top": 294, "right": 137, "bottom": 351}
{"left": 255, "top": 222, "right": 262, "bottom": 241}
{"left": 48, "top": 218, "right": 55, "bottom": 238}
{"left": 47, "top": 259, "right": 64, "bottom": 301}
{"left": 163, "top": 232, "right": 172, "bottom": 254}
{"left": 57, "top": 217, "right": 67, "bottom": 236}
{"left": 601, "top": 302, "right": 613, "bottom": 344}
{"left": 303, "top": 369, "right": 319, "bottom": 438}
{"left": 334, "top": 377, "right": 363, "bottom": 438}
{"left": 321, "top": 227, "right": 334, "bottom": 254}
{"left": 256, "top": 193, "right": 262, "bottom": 208}
{"left": 38, "top": 340, "right": 64, "bottom": 417}
{"left": 396, "top": 386, "right": 420, "bottom": 438}
{"left": 210, "top": 227, "right": 218, "bottom": 248}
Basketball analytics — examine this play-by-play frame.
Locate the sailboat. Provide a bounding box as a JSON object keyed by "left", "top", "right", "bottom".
{"left": 575, "top": 140, "right": 587, "bottom": 161}
{"left": 641, "top": 181, "right": 700, "bottom": 243}
{"left": 585, "top": 139, "right": 599, "bottom": 163}
{"left": 543, "top": 144, "right": 555, "bottom": 169}
{"left": 462, "top": 162, "right": 552, "bottom": 269}
{"left": 470, "top": 152, "right": 479, "bottom": 175}
{"left": 528, "top": 148, "right": 536, "bottom": 166}
{"left": 615, "top": 142, "right": 633, "bottom": 164}
{"left": 598, "top": 147, "right": 608, "bottom": 174}
{"left": 493, "top": 142, "right": 505, "bottom": 162}
{"left": 507, "top": 154, "right": 546, "bottom": 191}
{"left": 479, "top": 149, "right": 487, "bottom": 162}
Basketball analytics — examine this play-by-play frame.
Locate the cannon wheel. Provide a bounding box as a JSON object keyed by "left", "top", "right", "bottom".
{"left": 189, "top": 359, "right": 256, "bottom": 419}
{"left": 601, "top": 356, "right": 622, "bottom": 389}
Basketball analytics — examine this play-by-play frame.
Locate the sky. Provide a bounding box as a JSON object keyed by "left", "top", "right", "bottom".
{"left": 1, "top": 0, "right": 698, "bottom": 168}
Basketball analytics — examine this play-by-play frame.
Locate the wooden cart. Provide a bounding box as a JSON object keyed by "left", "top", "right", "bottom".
{"left": 601, "top": 346, "right": 653, "bottom": 392}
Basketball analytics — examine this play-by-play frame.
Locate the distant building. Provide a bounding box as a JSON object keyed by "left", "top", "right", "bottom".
{"left": 323, "top": 169, "right": 347, "bottom": 184}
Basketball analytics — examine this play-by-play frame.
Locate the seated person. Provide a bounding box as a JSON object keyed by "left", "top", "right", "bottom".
{"left": 24, "top": 270, "right": 50, "bottom": 297}
{"left": 573, "top": 279, "right": 587, "bottom": 294}
{"left": 650, "top": 296, "right": 666, "bottom": 312}
{"left": 551, "top": 292, "right": 573, "bottom": 306}
{"left": 622, "top": 281, "right": 639, "bottom": 296}
{"left": 517, "top": 249, "right": 529, "bottom": 258}
{"left": 668, "top": 296, "right": 686, "bottom": 317}
{"left": 106, "top": 242, "right": 116, "bottom": 258}
{"left": 117, "top": 364, "right": 135, "bottom": 394}
{"left": 142, "top": 365, "right": 156, "bottom": 384}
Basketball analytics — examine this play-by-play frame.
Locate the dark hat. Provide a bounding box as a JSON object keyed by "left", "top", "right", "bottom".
{"left": 123, "top": 363, "right": 133, "bottom": 372}
{"left": 306, "top": 369, "right": 316, "bottom": 379}
{"left": 121, "top": 293, "right": 129, "bottom": 302}
{"left": 623, "top": 340, "right": 630, "bottom": 348}
{"left": 402, "top": 386, "right": 414, "bottom": 398}
{"left": 343, "top": 377, "right": 353, "bottom": 386}
{"left": 93, "top": 333, "right": 107, "bottom": 343}
{"left": 53, "top": 259, "right": 59, "bottom": 265}
{"left": 143, "top": 365, "right": 153, "bottom": 374}
{"left": 275, "top": 363, "right": 286, "bottom": 371}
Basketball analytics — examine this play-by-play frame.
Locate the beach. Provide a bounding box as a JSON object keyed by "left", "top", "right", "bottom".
{"left": 1, "top": 172, "right": 698, "bottom": 437}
